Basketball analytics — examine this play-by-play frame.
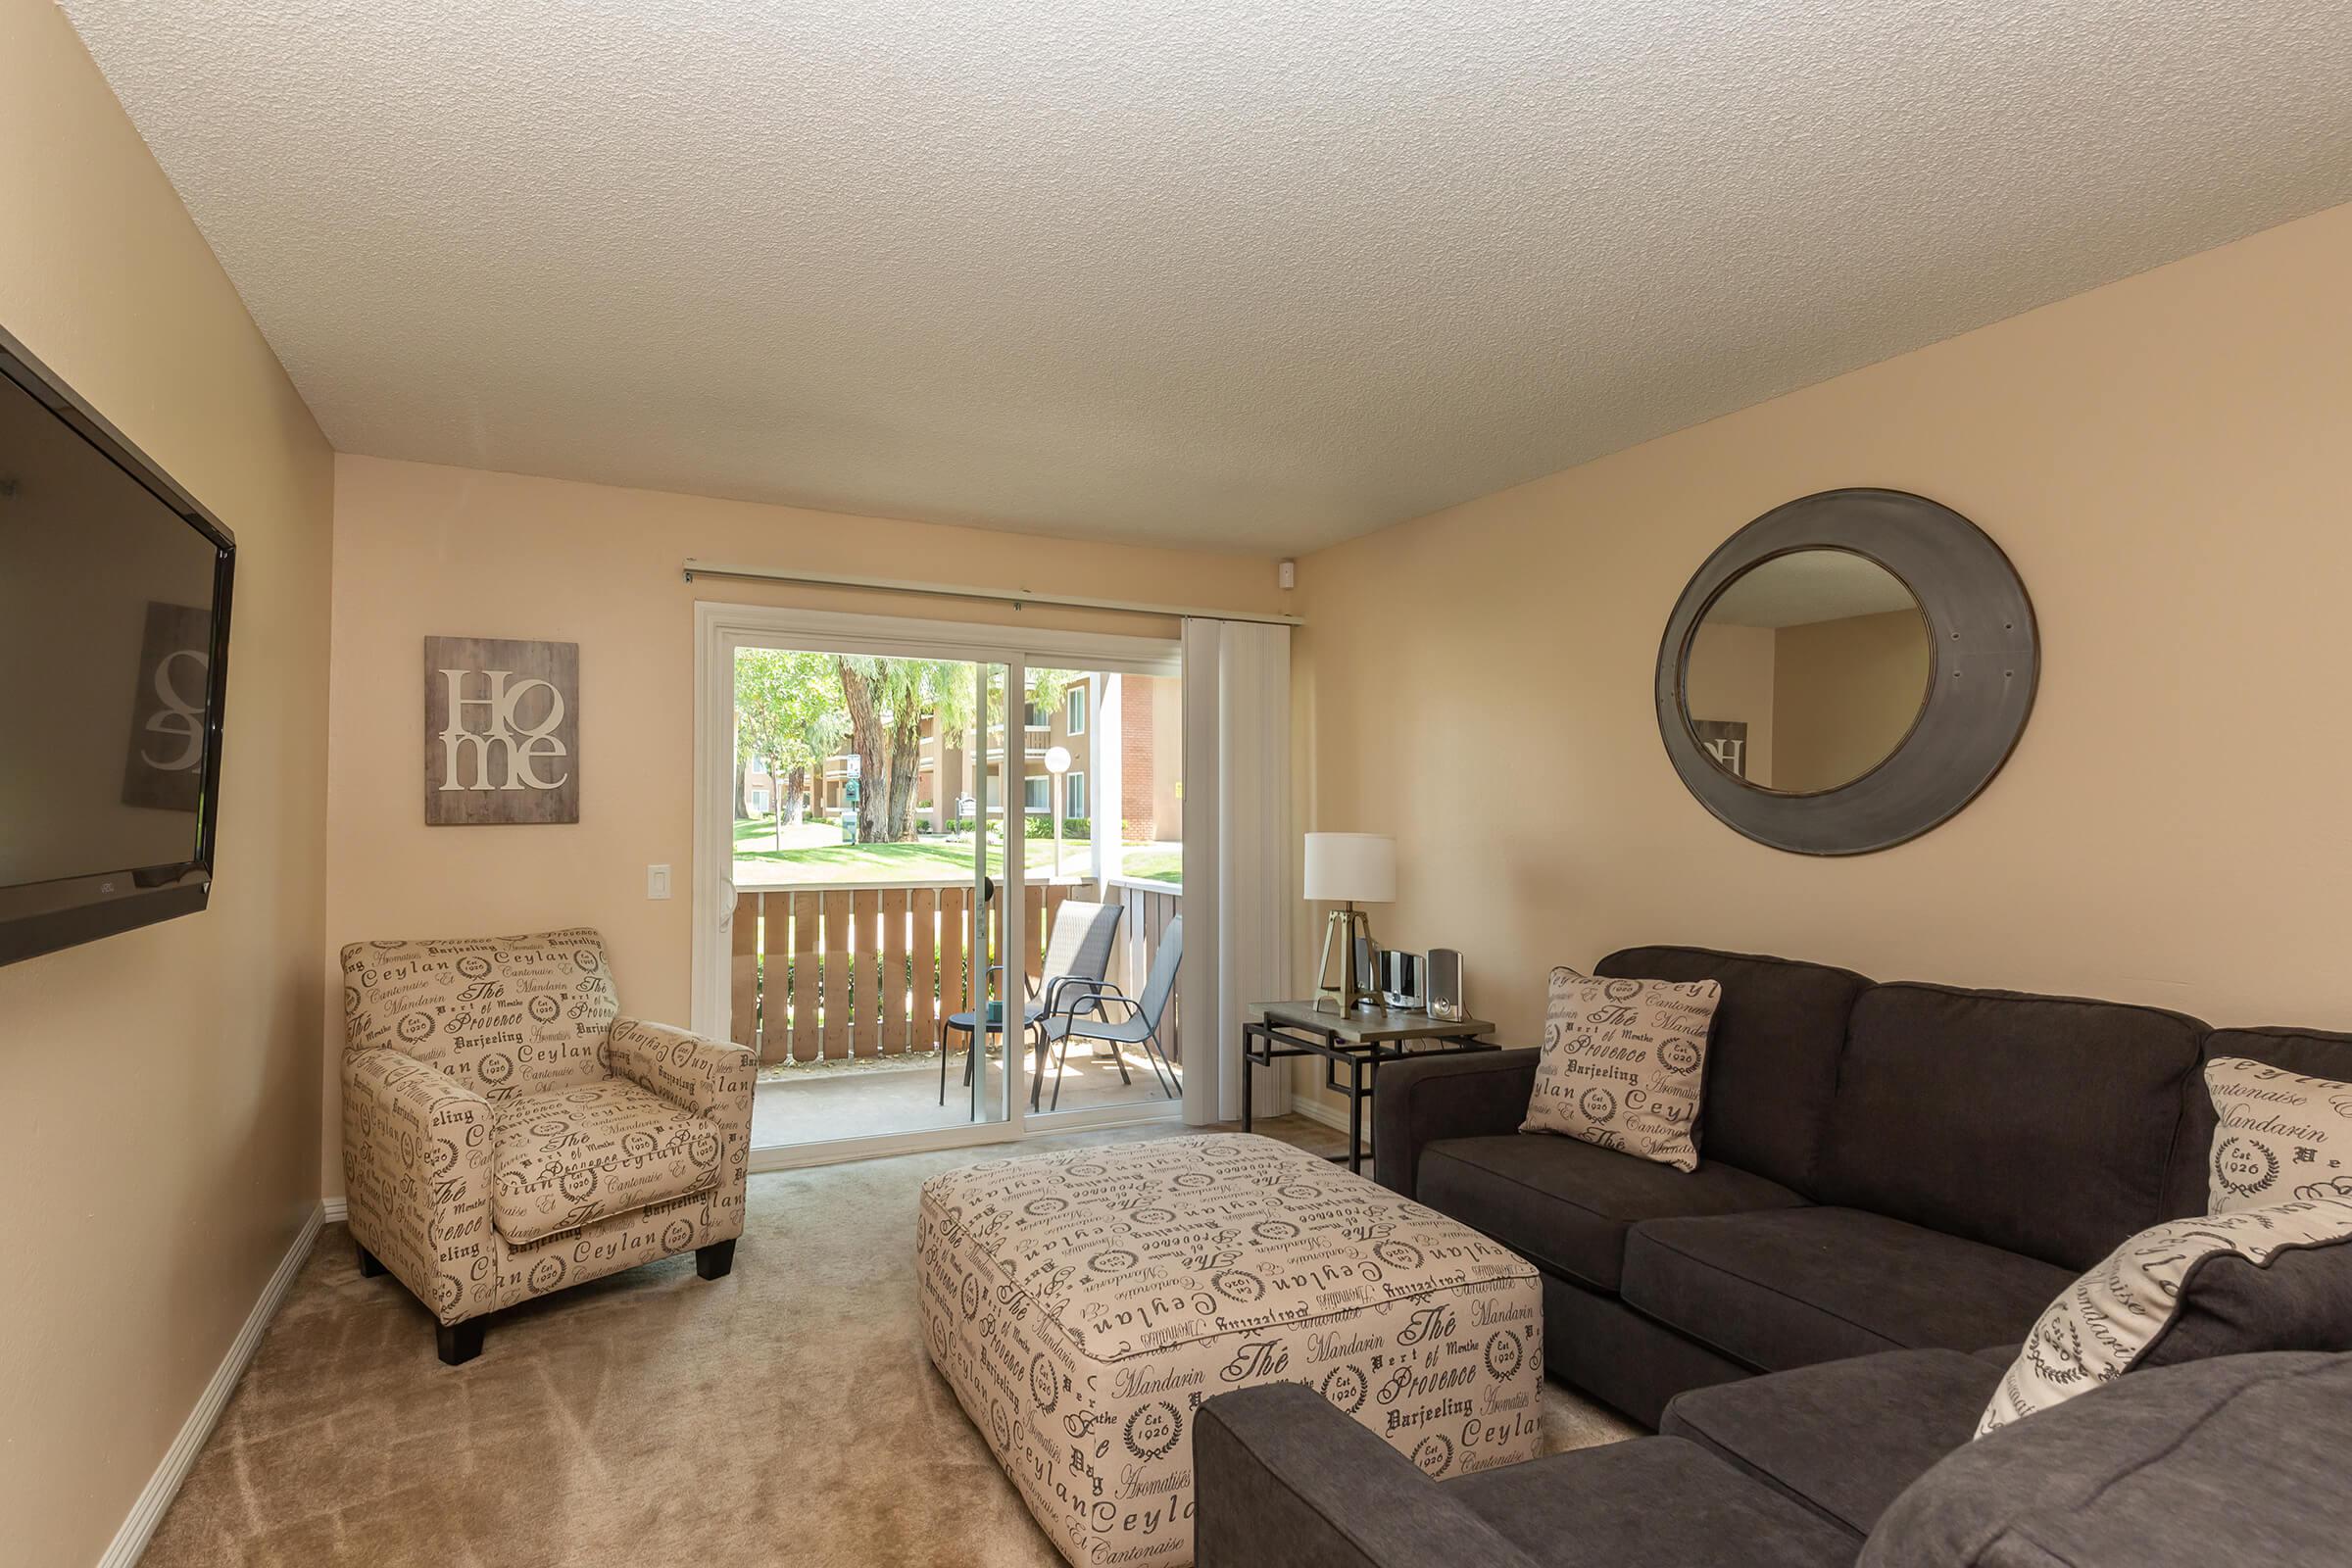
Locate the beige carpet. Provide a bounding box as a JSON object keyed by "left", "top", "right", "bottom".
{"left": 143, "top": 1117, "right": 1636, "bottom": 1566}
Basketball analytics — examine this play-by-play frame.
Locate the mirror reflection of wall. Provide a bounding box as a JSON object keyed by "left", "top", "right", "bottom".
{"left": 1682, "top": 549, "right": 1931, "bottom": 794}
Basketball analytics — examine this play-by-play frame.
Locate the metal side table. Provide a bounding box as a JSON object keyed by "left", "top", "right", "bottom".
{"left": 1243, "top": 1000, "right": 1498, "bottom": 1173}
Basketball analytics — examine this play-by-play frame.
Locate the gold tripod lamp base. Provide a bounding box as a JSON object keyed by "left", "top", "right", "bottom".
{"left": 1314, "top": 903, "right": 1374, "bottom": 1013}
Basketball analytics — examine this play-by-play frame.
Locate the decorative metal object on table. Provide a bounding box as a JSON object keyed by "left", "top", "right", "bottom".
{"left": 1377, "top": 948, "right": 1422, "bottom": 1011}
{"left": 1425, "top": 948, "right": 1466, "bottom": 1022}
{"left": 1243, "top": 1000, "right": 1497, "bottom": 1173}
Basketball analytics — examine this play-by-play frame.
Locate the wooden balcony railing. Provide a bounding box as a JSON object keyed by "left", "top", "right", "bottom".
{"left": 728, "top": 875, "right": 1182, "bottom": 1069}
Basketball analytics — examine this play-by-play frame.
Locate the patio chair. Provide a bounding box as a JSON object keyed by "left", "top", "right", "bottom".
{"left": 938, "top": 897, "right": 1124, "bottom": 1104}
{"left": 1038, "top": 914, "right": 1183, "bottom": 1111}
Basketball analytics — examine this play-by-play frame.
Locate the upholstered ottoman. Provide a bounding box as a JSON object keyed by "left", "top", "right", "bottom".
{"left": 917, "top": 1134, "right": 1544, "bottom": 1567}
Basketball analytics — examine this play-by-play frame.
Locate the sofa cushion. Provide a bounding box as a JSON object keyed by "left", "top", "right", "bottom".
{"left": 2162, "top": 1026, "right": 2352, "bottom": 1217}
{"left": 1593, "top": 947, "right": 1871, "bottom": 1195}
{"left": 1621, "top": 1207, "right": 2073, "bottom": 1371}
{"left": 1523, "top": 971, "right": 1721, "bottom": 1171}
{"left": 1446, "top": 1437, "right": 1857, "bottom": 1568}
{"left": 1819, "top": 982, "right": 2206, "bottom": 1269}
{"left": 1662, "top": 1349, "right": 2002, "bottom": 1539}
{"left": 1418, "top": 1134, "right": 1807, "bottom": 1293}
{"left": 1978, "top": 1197, "right": 2352, "bottom": 1436}
{"left": 491, "top": 1076, "right": 723, "bottom": 1244}
{"left": 1539, "top": 1269, "right": 1753, "bottom": 1430}
{"left": 1863, "top": 1353, "right": 2352, "bottom": 1568}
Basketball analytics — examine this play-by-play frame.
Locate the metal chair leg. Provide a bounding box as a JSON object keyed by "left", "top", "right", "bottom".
{"left": 1146, "top": 1029, "right": 1180, "bottom": 1099}
{"left": 1139, "top": 1030, "right": 1169, "bottom": 1097}
{"left": 1050, "top": 1035, "right": 1072, "bottom": 1111}
{"left": 1139, "top": 1034, "right": 1163, "bottom": 1098}
{"left": 939, "top": 1021, "right": 979, "bottom": 1105}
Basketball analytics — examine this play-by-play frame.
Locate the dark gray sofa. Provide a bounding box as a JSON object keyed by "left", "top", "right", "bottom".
{"left": 1189, "top": 946, "right": 2352, "bottom": 1567}
{"left": 1368, "top": 945, "right": 2328, "bottom": 1425}
{"left": 1195, "top": 1351, "right": 2352, "bottom": 1567}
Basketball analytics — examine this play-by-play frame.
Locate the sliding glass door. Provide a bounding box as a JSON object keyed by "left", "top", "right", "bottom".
{"left": 708, "top": 634, "right": 1018, "bottom": 1163}
{"left": 1018, "top": 662, "right": 1187, "bottom": 1125}
{"left": 693, "top": 604, "right": 1190, "bottom": 1168}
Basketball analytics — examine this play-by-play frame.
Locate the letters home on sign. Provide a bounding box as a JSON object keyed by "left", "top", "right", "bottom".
{"left": 422, "top": 636, "right": 579, "bottom": 825}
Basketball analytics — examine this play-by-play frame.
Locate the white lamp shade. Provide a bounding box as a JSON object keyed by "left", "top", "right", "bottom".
{"left": 1303, "top": 832, "right": 1396, "bottom": 904}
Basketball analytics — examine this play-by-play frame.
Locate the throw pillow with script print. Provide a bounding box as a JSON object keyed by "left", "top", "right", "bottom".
{"left": 2204, "top": 1056, "right": 2352, "bottom": 1214}
{"left": 1978, "top": 1197, "right": 2352, "bottom": 1438}
{"left": 1521, "top": 967, "right": 1719, "bottom": 1171}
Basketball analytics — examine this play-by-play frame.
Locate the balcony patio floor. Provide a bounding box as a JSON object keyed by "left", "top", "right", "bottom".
{"left": 750, "top": 1044, "right": 1180, "bottom": 1149}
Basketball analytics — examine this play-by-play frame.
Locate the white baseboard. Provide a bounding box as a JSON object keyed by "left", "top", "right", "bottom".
{"left": 322, "top": 1197, "right": 347, "bottom": 1224}
{"left": 99, "top": 1202, "right": 323, "bottom": 1568}
{"left": 1286, "top": 1095, "right": 1351, "bottom": 1136}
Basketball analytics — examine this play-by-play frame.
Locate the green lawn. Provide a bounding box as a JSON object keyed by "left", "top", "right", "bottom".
{"left": 1117, "top": 846, "right": 1183, "bottom": 883}
{"left": 732, "top": 816, "right": 1181, "bottom": 886}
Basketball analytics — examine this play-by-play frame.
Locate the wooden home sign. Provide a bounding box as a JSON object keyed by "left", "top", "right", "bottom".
{"left": 422, "top": 636, "right": 579, "bottom": 825}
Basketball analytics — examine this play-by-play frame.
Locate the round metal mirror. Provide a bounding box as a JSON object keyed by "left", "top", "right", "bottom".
{"left": 1656, "top": 489, "right": 2037, "bottom": 856}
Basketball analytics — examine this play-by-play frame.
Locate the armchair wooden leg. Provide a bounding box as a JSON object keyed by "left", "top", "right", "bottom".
{"left": 436, "top": 1319, "right": 484, "bottom": 1366}
{"left": 356, "top": 1244, "right": 386, "bottom": 1278}
{"left": 697, "top": 1240, "right": 736, "bottom": 1280}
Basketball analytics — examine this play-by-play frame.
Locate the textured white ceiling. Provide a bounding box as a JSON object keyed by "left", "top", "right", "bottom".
{"left": 58, "top": 1, "right": 2352, "bottom": 555}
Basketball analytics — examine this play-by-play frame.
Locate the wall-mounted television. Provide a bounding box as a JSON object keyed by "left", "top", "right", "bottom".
{"left": 0, "top": 327, "right": 235, "bottom": 967}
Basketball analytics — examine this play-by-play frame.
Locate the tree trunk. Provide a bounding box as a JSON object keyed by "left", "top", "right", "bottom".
{"left": 838, "top": 661, "right": 892, "bottom": 843}
{"left": 885, "top": 710, "right": 922, "bottom": 841}
{"left": 734, "top": 756, "right": 750, "bottom": 820}
{"left": 785, "top": 765, "right": 807, "bottom": 825}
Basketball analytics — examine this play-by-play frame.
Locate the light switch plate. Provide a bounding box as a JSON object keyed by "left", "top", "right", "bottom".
{"left": 647, "top": 864, "right": 671, "bottom": 900}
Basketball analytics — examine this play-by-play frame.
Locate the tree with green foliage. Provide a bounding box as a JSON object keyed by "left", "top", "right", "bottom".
{"left": 733, "top": 649, "right": 845, "bottom": 846}
{"left": 882, "top": 659, "right": 979, "bottom": 841}
{"left": 834, "top": 656, "right": 895, "bottom": 843}
{"left": 734, "top": 654, "right": 1094, "bottom": 852}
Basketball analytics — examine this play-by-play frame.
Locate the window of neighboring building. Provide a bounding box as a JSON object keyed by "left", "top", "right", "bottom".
{"left": 1024, "top": 775, "right": 1051, "bottom": 813}
{"left": 1065, "top": 771, "right": 1087, "bottom": 818}
{"left": 1025, "top": 698, "right": 1051, "bottom": 727}
{"left": 1065, "top": 684, "right": 1088, "bottom": 736}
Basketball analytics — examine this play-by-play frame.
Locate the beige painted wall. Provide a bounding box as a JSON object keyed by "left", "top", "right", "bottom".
{"left": 1772, "top": 609, "right": 1932, "bottom": 793}
{"left": 323, "top": 454, "right": 1284, "bottom": 1195}
{"left": 1292, "top": 200, "right": 2352, "bottom": 1119}
{"left": 0, "top": 3, "right": 335, "bottom": 1563}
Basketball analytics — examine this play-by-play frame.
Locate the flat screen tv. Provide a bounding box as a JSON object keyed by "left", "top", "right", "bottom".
{"left": 0, "top": 327, "right": 235, "bottom": 967}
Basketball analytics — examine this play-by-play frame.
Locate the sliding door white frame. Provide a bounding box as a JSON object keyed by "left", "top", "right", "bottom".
{"left": 691, "top": 602, "right": 1184, "bottom": 1171}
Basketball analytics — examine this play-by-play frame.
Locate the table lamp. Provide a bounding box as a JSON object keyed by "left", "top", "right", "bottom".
{"left": 1305, "top": 832, "right": 1395, "bottom": 1013}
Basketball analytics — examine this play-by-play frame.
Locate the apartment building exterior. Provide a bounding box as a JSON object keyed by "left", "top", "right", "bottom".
{"left": 789, "top": 672, "right": 1181, "bottom": 843}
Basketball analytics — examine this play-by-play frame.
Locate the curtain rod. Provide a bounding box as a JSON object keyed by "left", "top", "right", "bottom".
{"left": 680, "top": 560, "right": 1304, "bottom": 626}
